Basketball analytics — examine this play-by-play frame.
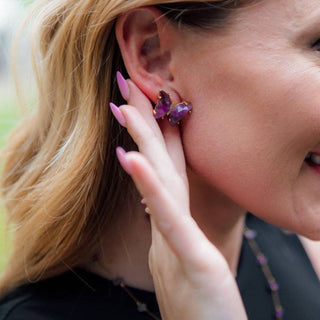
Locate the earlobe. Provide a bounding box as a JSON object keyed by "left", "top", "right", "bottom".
{"left": 115, "top": 7, "right": 175, "bottom": 102}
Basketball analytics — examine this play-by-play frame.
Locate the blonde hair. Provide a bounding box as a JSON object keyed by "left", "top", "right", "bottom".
{"left": 0, "top": 0, "right": 254, "bottom": 296}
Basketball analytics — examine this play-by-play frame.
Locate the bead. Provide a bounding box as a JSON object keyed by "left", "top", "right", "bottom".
{"left": 168, "top": 102, "right": 192, "bottom": 126}
{"left": 154, "top": 90, "right": 171, "bottom": 119}
{"left": 257, "top": 253, "right": 267, "bottom": 265}
{"left": 137, "top": 302, "right": 147, "bottom": 312}
{"left": 112, "top": 278, "right": 123, "bottom": 286}
{"left": 113, "top": 277, "right": 162, "bottom": 320}
{"left": 275, "top": 307, "right": 284, "bottom": 318}
{"left": 244, "top": 225, "right": 283, "bottom": 319}
{"left": 244, "top": 229, "right": 257, "bottom": 239}
{"left": 269, "top": 282, "right": 279, "bottom": 291}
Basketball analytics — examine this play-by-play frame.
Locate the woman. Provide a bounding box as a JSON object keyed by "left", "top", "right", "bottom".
{"left": 1, "top": 0, "right": 320, "bottom": 319}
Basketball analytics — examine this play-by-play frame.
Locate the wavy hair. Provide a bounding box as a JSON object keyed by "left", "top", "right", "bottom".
{"left": 0, "top": 0, "right": 256, "bottom": 296}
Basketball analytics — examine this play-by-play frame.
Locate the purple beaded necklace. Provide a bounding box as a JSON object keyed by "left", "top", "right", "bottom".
{"left": 114, "top": 226, "right": 284, "bottom": 320}
{"left": 243, "top": 227, "right": 284, "bottom": 319}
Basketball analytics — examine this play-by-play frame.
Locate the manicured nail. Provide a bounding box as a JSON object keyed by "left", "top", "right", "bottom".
{"left": 116, "top": 71, "right": 130, "bottom": 101}
{"left": 116, "top": 146, "right": 132, "bottom": 174}
{"left": 109, "top": 102, "right": 126, "bottom": 127}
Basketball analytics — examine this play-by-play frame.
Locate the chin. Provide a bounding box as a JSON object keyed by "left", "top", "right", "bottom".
{"left": 245, "top": 163, "right": 320, "bottom": 240}
{"left": 235, "top": 187, "right": 320, "bottom": 241}
{"left": 257, "top": 203, "right": 320, "bottom": 241}
{"left": 290, "top": 164, "right": 320, "bottom": 240}
{"left": 292, "top": 209, "right": 320, "bottom": 241}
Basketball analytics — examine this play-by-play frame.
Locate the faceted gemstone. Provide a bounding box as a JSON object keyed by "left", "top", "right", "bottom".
{"left": 154, "top": 90, "right": 172, "bottom": 119}
{"left": 244, "top": 229, "right": 257, "bottom": 239}
{"left": 168, "top": 102, "right": 193, "bottom": 126}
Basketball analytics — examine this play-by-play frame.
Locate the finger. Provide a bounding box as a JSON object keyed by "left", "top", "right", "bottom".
{"left": 126, "top": 80, "right": 164, "bottom": 140}
{"left": 160, "top": 120, "right": 187, "bottom": 183}
{"left": 116, "top": 72, "right": 167, "bottom": 137}
{"left": 119, "top": 105, "right": 184, "bottom": 190}
{"left": 127, "top": 83, "right": 187, "bottom": 182}
{"left": 120, "top": 150, "right": 221, "bottom": 272}
{"left": 115, "top": 74, "right": 187, "bottom": 178}
{"left": 116, "top": 71, "right": 159, "bottom": 132}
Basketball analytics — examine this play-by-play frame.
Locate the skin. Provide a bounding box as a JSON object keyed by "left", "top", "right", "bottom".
{"left": 172, "top": 0, "right": 320, "bottom": 239}
{"left": 86, "top": 0, "right": 320, "bottom": 318}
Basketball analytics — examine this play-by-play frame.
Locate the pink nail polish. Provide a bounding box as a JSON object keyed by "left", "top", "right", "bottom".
{"left": 116, "top": 71, "right": 130, "bottom": 101}
{"left": 109, "top": 102, "right": 126, "bottom": 127}
{"left": 116, "top": 146, "right": 132, "bottom": 174}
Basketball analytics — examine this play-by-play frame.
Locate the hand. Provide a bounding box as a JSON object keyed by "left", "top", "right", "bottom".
{"left": 110, "top": 75, "right": 247, "bottom": 320}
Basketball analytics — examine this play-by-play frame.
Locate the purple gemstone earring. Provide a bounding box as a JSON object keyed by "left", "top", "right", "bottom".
{"left": 153, "top": 90, "right": 172, "bottom": 119}
{"left": 153, "top": 90, "right": 192, "bottom": 126}
{"left": 168, "top": 102, "right": 192, "bottom": 126}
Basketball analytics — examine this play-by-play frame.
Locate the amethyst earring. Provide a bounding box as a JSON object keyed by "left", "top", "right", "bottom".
{"left": 153, "top": 90, "right": 192, "bottom": 126}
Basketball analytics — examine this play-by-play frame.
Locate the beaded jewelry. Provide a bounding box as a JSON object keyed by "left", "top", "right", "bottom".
{"left": 112, "top": 278, "right": 161, "bottom": 320}
{"left": 243, "top": 227, "right": 284, "bottom": 319}
{"left": 113, "top": 225, "right": 284, "bottom": 320}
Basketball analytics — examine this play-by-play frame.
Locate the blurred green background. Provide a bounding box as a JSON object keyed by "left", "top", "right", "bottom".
{"left": 0, "top": 0, "right": 35, "bottom": 272}
{"left": 0, "top": 95, "right": 21, "bottom": 271}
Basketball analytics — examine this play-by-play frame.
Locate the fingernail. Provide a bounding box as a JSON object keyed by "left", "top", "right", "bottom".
{"left": 141, "top": 198, "right": 147, "bottom": 205}
{"left": 116, "top": 146, "right": 132, "bottom": 174}
{"left": 116, "top": 71, "right": 130, "bottom": 101}
{"left": 109, "top": 102, "right": 126, "bottom": 127}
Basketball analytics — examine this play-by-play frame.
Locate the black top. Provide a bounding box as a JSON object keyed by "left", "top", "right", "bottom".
{"left": 1, "top": 214, "right": 320, "bottom": 320}
{"left": 237, "top": 214, "right": 320, "bottom": 320}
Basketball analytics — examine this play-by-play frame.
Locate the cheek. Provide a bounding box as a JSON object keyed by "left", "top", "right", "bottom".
{"left": 182, "top": 107, "right": 292, "bottom": 214}
{"left": 174, "top": 24, "right": 320, "bottom": 237}
{"left": 181, "top": 59, "right": 320, "bottom": 237}
{"left": 182, "top": 106, "right": 308, "bottom": 239}
{"left": 181, "top": 70, "right": 287, "bottom": 197}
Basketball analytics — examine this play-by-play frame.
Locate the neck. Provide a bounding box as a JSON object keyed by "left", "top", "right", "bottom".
{"left": 83, "top": 203, "right": 155, "bottom": 291}
{"left": 188, "top": 169, "right": 246, "bottom": 275}
{"left": 85, "top": 172, "right": 246, "bottom": 291}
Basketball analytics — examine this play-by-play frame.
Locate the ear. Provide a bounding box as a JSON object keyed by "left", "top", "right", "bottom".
{"left": 116, "top": 7, "right": 180, "bottom": 103}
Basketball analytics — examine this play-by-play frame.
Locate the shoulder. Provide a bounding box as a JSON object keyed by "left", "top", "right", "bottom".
{"left": 0, "top": 285, "right": 32, "bottom": 320}
{"left": 0, "top": 269, "right": 103, "bottom": 320}
{"left": 0, "top": 268, "right": 155, "bottom": 320}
